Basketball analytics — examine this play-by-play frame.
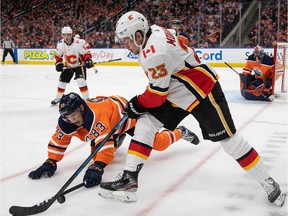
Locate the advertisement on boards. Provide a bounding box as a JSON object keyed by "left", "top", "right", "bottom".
{"left": 2, "top": 48, "right": 274, "bottom": 67}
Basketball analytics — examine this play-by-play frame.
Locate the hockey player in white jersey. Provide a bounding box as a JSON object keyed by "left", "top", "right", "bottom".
{"left": 51, "top": 26, "right": 94, "bottom": 105}
{"left": 98, "top": 11, "right": 286, "bottom": 207}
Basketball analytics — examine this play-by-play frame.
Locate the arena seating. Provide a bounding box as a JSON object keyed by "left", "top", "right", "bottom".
{"left": 1, "top": 0, "right": 286, "bottom": 48}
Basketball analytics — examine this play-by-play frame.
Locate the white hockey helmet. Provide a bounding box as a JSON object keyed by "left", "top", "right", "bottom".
{"left": 115, "top": 11, "right": 149, "bottom": 41}
{"left": 75, "top": 34, "right": 80, "bottom": 38}
{"left": 62, "top": 26, "right": 73, "bottom": 35}
{"left": 253, "top": 45, "right": 264, "bottom": 58}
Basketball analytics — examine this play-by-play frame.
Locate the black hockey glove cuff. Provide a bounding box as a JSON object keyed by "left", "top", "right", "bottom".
{"left": 28, "top": 159, "right": 57, "bottom": 179}
{"left": 83, "top": 161, "right": 106, "bottom": 188}
{"left": 124, "top": 96, "right": 147, "bottom": 119}
{"left": 85, "top": 58, "right": 93, "bottom": 69}
{"left": 55, "top": 62, "right": 64, "bottom": 72}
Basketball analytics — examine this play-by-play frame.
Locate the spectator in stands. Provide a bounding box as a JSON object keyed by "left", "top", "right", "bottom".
{"left": 0, "top": 0, "right": 286, "bottom": 49}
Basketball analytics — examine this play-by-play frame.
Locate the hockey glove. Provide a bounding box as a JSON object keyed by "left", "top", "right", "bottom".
{"left": 124, "top": 96, "right": 147, "bottom": 119}
{"left": 55, "top": 62, "right": 64, "bottom": 72}
{"left": 85, "top": 58, "right": 93, "bottom": 69}
{"left": 83, "top": 161, "right": 106, "bottom": 188}
{"left": 252, "top": 67, "right": 262, "bottom": 77}
{"left": 28, "top": 159, "right": 57, "bottom": 179}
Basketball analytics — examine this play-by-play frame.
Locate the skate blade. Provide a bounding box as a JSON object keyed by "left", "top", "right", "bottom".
{"left": 274, "top": 192, "right": 286, "bottom": 207}
{"left": 98, "top": 188, "right": 137, "bottom": 203}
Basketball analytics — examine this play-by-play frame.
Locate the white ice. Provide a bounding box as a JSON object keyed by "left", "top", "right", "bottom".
{"left": 1, "top": 64, "right": 287, "bottom": 216}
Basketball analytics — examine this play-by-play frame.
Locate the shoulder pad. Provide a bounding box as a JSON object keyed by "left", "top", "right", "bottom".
{"left": 247, "top": 54, "right": 256, "bottom": 61}
{"left": 262, "top": 55, "right": 274, "bottom": 65}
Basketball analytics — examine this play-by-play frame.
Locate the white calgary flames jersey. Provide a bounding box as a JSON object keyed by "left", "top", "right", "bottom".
{"left": 55, "top": 37, "right": 92, "bottom": 68}
{"left": 137, "top": 25, "right": 218, "bottom": 112}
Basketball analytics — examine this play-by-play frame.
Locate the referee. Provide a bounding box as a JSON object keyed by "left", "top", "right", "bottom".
{"left": 2, "top": 36, "right": 16, "bottom": 64}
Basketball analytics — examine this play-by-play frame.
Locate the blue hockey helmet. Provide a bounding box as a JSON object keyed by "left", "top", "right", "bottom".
{"left": 59, "top": 92, "right": 84, "bottom": 117}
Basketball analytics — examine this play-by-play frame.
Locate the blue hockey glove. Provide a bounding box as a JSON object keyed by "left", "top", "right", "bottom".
{"left": 28, "top": 159, "right": 57, "bottom": 179}
{"left": 124, "top": 96, "right": 147, "bottom": 119}
{"left": 85, "top": 58, "right": 93, "bottom": 69}
{"left": 83, "top": 161, "right": 106, "bottom": 188}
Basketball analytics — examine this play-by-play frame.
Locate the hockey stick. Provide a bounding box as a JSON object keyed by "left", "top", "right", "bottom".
{"left": 57, "top": 183, "right": 85, "bottom": 204}
{"left": 93, "top": 58, "right": 122, "bottom": 64}
{"left": 224, "top": 62, "right": 273, "bottom": 102}
{"left": 224, "top": 62, "right": 239, "bottom": 75}
{"left": 9, "top": 114, "right": 128, "bottom": 216}
{"left": 62, "top": 58, "right": 123, "bottom": 70}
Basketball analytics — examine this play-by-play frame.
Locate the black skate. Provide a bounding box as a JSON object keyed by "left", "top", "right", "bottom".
{"left": 262, "top": 177, "right": 286, "bottom": 207}
{"left": 177, "top": 126, "right": 200, "bottom": 145}
{"left": 51, "top": 98, "right": 61, "bottom": 105}
{"left": 98, "top": 164, "right": 143, "bottom": 203}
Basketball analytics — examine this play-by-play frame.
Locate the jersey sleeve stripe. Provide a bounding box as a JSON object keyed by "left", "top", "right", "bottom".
{"left": 50, "top": 139, "right": 69, "bottom": 148}
{"left": 48, "top": 143, "right": 67, "bottom": 150}
{"left": 48, "top": 149, "right": 65, "bottom": 155}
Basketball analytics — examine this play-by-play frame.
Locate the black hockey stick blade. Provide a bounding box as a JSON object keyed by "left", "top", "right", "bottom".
{"left": 9, "top": 114, "right": 128, "bottom": 215}
{"left": 9, "top": 196, "right": 56, "bottom": 216}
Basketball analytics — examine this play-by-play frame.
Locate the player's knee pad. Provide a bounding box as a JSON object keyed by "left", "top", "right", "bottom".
{"left": 219, "top": 132, "right": 252, "bottom": 159}
{"left": 76, "top": 78, "right": 87, "bottom": 87}
{"left": 133, "top": 114, "right": 163, "bottom": 147}
{"left": 58, "top": 81, "right": 67, "bottom": 89}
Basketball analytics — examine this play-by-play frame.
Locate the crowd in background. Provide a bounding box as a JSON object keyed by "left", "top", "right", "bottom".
{"left": 245, "top": 1, "right": 287, "bottom": 48}
{"left": 1, "top": 0, "right": 287, "bottom": 49}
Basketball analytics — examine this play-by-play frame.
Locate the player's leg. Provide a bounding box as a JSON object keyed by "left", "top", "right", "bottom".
{"left": 99, "top": 114, "right": 163, "bottom": 202}
{"left": 152, "top": 126, "right": 199, "bottom": 151}
{"left": 75, "top": 66, "right": 89, "bottom": 100}
{"left": 193, "top": 82, "right": 285, "bottom": 206}
{"left": 51, "top": 69, "right": 73, "bottom": 105}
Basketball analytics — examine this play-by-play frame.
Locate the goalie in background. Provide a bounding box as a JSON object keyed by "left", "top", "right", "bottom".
{"left": 239, "top": 45, "right": 274, "bottom": 101}
{"left": 28, "top": 92, "right": 199, "bottom": 188}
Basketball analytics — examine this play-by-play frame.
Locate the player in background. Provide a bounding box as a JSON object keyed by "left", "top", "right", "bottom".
{"left": 51, "top": 26, "right": 93, "bottom": 105}
{"left": 99, "top": 11, "right": 286, "bottom": 207}
{"left": 171, "top": 19, "right": 189, "bottom": 46}
{"left": 75, "top": 34, "right": 98, "bottom": 73}
{"left": 28, "top": 92, "right": 199, "bottom": 188}
{"left": 239, "top": 45, "right": 274, "bottom": 101}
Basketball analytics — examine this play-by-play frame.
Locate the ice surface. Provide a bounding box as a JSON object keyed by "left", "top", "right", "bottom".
{"left": 1, "top": 64, "right": 287, "bottom": 216}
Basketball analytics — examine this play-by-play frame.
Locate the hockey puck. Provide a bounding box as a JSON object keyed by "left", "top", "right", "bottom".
{"left": 57, "top": 195, "right": 66, "bottom": 204}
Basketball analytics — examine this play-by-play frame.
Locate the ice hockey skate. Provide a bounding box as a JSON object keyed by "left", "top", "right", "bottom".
{"left": 51, "top": 98, "right": 61, "bottom": 105}
{"left": 262, "top": 177, "right": 286, "bottom": 207}
{"left": 177, "top": 126, "right": 200, "bottom": 145}
{"left": 98, "top": 164, "right": 143, "bottom": 203}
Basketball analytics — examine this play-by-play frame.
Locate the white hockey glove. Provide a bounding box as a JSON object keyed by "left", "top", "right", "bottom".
{"left": 252, "top": 67, "right": 262, "bottom": 77}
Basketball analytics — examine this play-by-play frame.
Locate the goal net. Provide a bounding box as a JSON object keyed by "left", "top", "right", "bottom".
{"left": 272, "top": 42, "right": 288, "bottom": 99}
